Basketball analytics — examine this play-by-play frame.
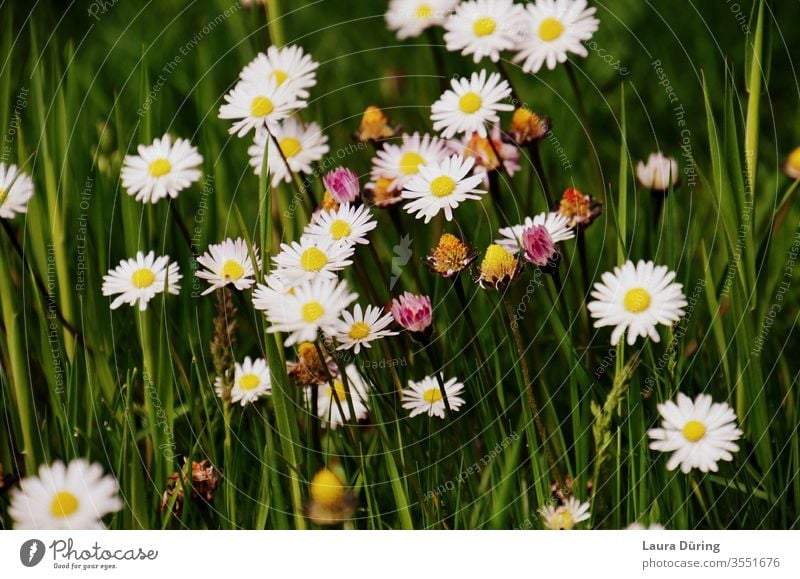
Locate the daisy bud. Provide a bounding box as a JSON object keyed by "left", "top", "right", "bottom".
{"left": 783, "top": 146, "right": 800, "bottom": 180}
{"left": 425, "top": 233, "right": 477, "bottom": 278}
{"left": 391, "top": 292, "right": 432, "bottom": 333}
{"left": 636, "top": 152, "right": 679, "bottom": 192}
{"left": 509, "top": 106, "right": 550, "bottom": 144}
{"left": 365, "top": 175, "right": 402, "bottom": 208}
{"left": 306, "top": 466, "right": 357, "bottom": 526}
{"left": 558, "top": 187, "right": 602, "bottom": 229}
{"left": 522, "top": 225, "right": 557, "bottom": 268}
{"left": 357, "top": 105, "right": 396, "bottom": 142}
{"left": 323, "top": 167, "right": 360, "bottom": 204}
{"left": 476, "top": 244, "right": 522, "bottom": 290}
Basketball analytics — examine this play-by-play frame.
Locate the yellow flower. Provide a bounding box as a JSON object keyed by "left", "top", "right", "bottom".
{"left": 476, "top": 244, "right": 522, "bottom": 289}
{"left": 358, "top": 106, "right": 396, "bottom": 142}
{"left": 426, "top": 233, "right": 477, "bottom": 278}
{"left": 509, "top": 107, "right": 550, "bottom": 144}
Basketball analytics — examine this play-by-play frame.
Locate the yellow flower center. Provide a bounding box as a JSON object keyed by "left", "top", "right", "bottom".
{"left": 148, "top": 158, "right": 172, "bottom": 177}
{"left": 302, "top": 301, "right": 325, "bottom": 323}
{"left": 348, "top": 321, "right": 371, "bottom": 340}
{"left": 422, "top": 387, "right": 443, "bottom": 403}
{"left": 399, "top": 151, "right": 426, "bottom": 175}
{"left": 416, "top": 3, "right": 433, "bottom": 19}
{"left": 788, "top": 147, "right": 800, "bottom": 171}
{"left": 430, "top": 175, "right": 456, "bottom": 198}
{"left": 329, "top": 219, "right": 352, "bottom": 240}
{"left": 473, "top": 16, "right": 496, "bottom": 37}
{"left": 0, "top": 188, "right": 5, "bottom": 203}
{"left": 239, "top": 373, "right": 261, "bottom": 391}
{"left": 50, "top": 490, "right": 80, "bottom": 518}
{"left": 310, "top": 468, "right": 345, "bottom": 508}
{"left": 539, "top": 17, "right": 564, "bottom": 42}
{"left": 328, "top": 379, "right": 348, "bottom": 402}
{"left": 300, "top": 247, "right": 328, "bottom": 271}
{"left": 279, "top": 136, "right": 302, "bottom": 158}
{"left": 623, "top": 288, "right": 652, "bottom": 313}
{"left": 459, "top": 91, "right": 483, "bottom": 114}
{"left": 270, "top": 69, "right": 288, "bottom": 85}
{"left": 554, "top": 508, "right": 574, "bottom": 530}
{"left": 682, "top": 420, "right": 707, "bottom": 442}
{"left": 430, "top": 233, "right": 470, "bottom": 275}
{"left": 131, "top": 268, "right": 156, "bottom": 289}
{"left": 221, "top": 259, "right": 244, "bottom": 281}
{"left": 250, "top": 96, "right": 274, "bottom": 117}
{"left": 480, "top": 244, "right": 516, "bottom": 281}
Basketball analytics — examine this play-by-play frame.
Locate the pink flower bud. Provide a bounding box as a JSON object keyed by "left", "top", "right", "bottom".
{"left": 390, "top": 292, "right": 432, "bottom": 333}
{"left": 522, "top": 225, "right": 556, "bottom": 267}
{"left": 323, "top": 167, "right": 360, "bottom": 204}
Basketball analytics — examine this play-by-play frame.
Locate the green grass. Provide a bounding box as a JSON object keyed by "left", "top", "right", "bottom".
{"left": 0, "top": 0, "right": 799, "bottom": 530}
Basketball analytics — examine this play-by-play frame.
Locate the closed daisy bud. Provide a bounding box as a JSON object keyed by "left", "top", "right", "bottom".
{"left": 306, "top": 467, "right": 357, "bottom": 525}
{"left": 522, "top": 225, "right": 558, "bottom": 268}
{"left": 426, "top": 233, "right": 478, "bottom": 278}
{"left": 322, "top": 167, "right": 360, "bottom": 204}
{"left": 636, "top": 152, "right": 679, "bottom": 191}
{"left": 509, "top": 106, "right": 550, "bottom": 144}
{"left": 365, "top": 175, "right": 402, "bottom": 207}
{"left": 476, "top": 243, "right": 522, "bottom": 289}
{"left": 558, "top": 186, "right": 602, "bottom": 228}
{"left": 288, "top": 342, "right": 337, "bottom": 386}
{"left": 391, "top": 292, "right": 432, "bottom": 333}
{"left": 358, "top": 106, "right": 396, "bottom": 142}
{"left": 783, "top": 146, "right": 800, "bottom": 180}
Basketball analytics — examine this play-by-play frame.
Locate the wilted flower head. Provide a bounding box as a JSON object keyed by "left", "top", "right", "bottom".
{"left": 636, "top": 152, "right": 679, "bottom": 191}
{"left": 784, "top": 147, "right": 800, "bottom": 180}
{"left": 306, "top": 467, "right": 357, "bottom": 526}
{"left": 160, "top": 459, "right": 219, "bottom": 517}
{"left": 391, "top": 292, "right": 432, "bottom": 333}
{"left": 288, "top": 341, "right": 337, "bottom": 386}
{"left": 426, "top": 233, "right": 477, "bottom": 278}
{"left": 358, "top": 106, "right": 396, "bottom": 142}
{"left": 558, "top": 187, "right": 602, "bottom": 228}
{"left": 365, "top": 175, "right": 403, "bottom": 207}
{"left": 323, "top": 167, "right": 360, "bottom": 204}
{"left": 455, "top": 125, "right": 521, "bottom": 184}
{"left": 477, "top": 243, "right": 522, "bottom": 289}
{"left": 522, "top": 225, "right": 557, "bottom": 268}
{"left": 509, "top": 106, "right": 550, "bottom": 144}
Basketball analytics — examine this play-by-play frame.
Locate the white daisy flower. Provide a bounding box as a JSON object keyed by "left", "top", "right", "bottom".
{"left": 647, "top": 392, "right": 743, "bottom": 474}
{"left": 218, "top": 79, "right": 306, "bottom": 137}
{"left": 431, "top": 69, "right": 514, "bottom": 139}
{"left": 369, "top": 132, "right": 450, "bottom": 193}
{"left": 215, "top": 356, "right": 272, "bottom": 406}
{"left": 401, "top": 154, "right": 486, "bottom": 223}
{"left": 307, "top": 364, "right": 370, "bottom": 429}
{"left": 9, "top": 459, "right": 122, "bottom": 530}
{"left": 587, "top": 260, "right": 688, "bottom": 346}
{"left": 0, "top": 164, "right": 34, "bottom": 219}
{"left": 636, "top": 152, "right": 680, "bottom": 191}
{"left": 120, "top": 134, "right": 203, "bottom": 204}
{"left": 513, "top": 0, "right": 600, "bottom": 73}
{"left": 252, "top": 273, "right": 297, "bottom": 312}
{"left": 248, "top": 118, "right": 329, "bottom": 188}
{"left": 240, "top": 44, "right": 318, "bottom": 98}
{"left": 496, "top": 211, "right": 575, "bottom": 253}
{"left": 305, "top": 203, "right": 377, "bottom": 247}
{"left": 443, "top": 0, "right": 525, "bottom": 63}
{"left": 262, "top": 277, "right": 358, "bottom": 346}
{"left": 626, "top": 522, "right": 665, "bottom": 530}
{"left": 402, "top": 375, "right": 465, "bottom": 419}
{"left": 335, "top": 304, "right": 398, "bottom": 354}
{"left": 102, "top": 251, "right": 182, "bottom": 311}
{"left": 539, "top": 497, "right": 590, "bottom": 530}
{"left": 195, "top": 237, "right": 260, "bottom": 296}
{"left": 385, "top": 0, "right": 459, "bottom": 39}
{"left": 272, "top": 235, "right": 355, "bottom": 285}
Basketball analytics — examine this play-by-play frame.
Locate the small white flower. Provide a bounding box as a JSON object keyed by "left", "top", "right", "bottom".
{"left": 120, "top": 135, "right": 203, "bottom": 204}
{"left": 335, "top": 304, "right": 398, "bottom": 354}
{"left": 306, "top": 364, "right": 370, "bottom": 429}
{"left": 587, "top": 260, "right": 688, "bottom": 346}
{"left": 219, "top": 79, "right": 306, "bottom": 137}
{"left": 215, "top": 356, "right": 272, "bottom": 406}
{"left": 252, "top": 273, "right": 297, "bottom": 312}
{"left": 272, "top": 235, "right": 355, "bottom": 285}
{"left": 539, "top": 497, "right": 590, "bottom": 530}
{"left": 513, "top": 0, "right": 600, "bottom": 73}
{"left": 369, "top": 132, "right": 450, "bottom": 193}
{"left": 402, "top": 154, "right": 486, "bottom": 223}
{"left": 262, "top": 277, "right": 358, "bottom": 346}
{"left": 496, "top": 211, "right": 574, "bottom": 253}
{"left": 647, "top": 392, "right": 743, "bottom": 474}
{"left": 636, "top": 152, "right": 680, "bottom": 191}
{"left": 9, "top": 459, "right": 122, "bottom": 529}
{"left": 0, "top": 164, "right": 34, "bottom": 219}
{"left": 431, "top": 69, "right": 514, "bottom": 139}
{"left": 626, "top": 522, "right": 665, "bottom": 530}
{"left": 195, "top": 237, "right": 260, "bottom": 295}
{"left": 305, "top": 203, "right": 377, "bottom": 247}
{"left": 240, "top": 44, "right": 319, "bottom": 98}
{"left": 385, "top": 0, "right": 460, "bottom": 39}
{"left": 443, "top": 0, "right": 524, "bottom": 63}
{"left": 102, "top": 251, "right": 182, "bottom": 311}
{"left": 248, "top": 118, "right": 329, "bottom": 187}
{"left": 402, "top": 375, "right": 465, "bottom": 418}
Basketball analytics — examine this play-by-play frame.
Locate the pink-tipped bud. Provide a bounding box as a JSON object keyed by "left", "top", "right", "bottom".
{"left": 522, "top": 225, "right": 557, "bottom": 267}
{"left": 323, "top": 167, "right": 360, "bottom": 204}
{"left": 391, "top": 292, "right": 432, "bottom": 333}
